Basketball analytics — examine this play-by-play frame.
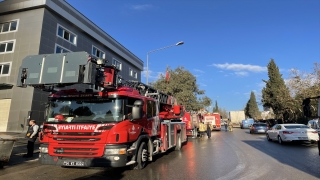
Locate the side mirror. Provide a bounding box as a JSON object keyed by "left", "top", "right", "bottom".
{"left": 131, "top": 100, "right": 144, "bottom": 120}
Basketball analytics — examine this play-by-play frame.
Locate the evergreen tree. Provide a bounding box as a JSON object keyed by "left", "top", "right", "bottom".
{"left": 213, "top": 100, "right": 219, "bottom": 112}
{"left": 261, "top": 59, "right": 293, "bottom": 122}
{"left": 247, "top": 91, "right": 260, "bottom": 119}
{"left": 151, "top": 66, "right": 212, "bottom": 111}
{"left": 244, "top": 100, "right": 250, "bottom": 118}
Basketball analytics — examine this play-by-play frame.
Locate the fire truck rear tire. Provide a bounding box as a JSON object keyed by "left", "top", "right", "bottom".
{"left": 134, "top": 141, "right": 148, "bottom": 170}
{"left": 175, "top": 133, "right": 182, "bottom": 151}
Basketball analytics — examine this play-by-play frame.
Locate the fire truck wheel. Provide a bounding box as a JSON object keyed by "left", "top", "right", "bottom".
{"left": 175, "top": 133, "right": 182, "bottom": 151}
{"left": 135, "top": 141, "right": 148, "bottom": 170}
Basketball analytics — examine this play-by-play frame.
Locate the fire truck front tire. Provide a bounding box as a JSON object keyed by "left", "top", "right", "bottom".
{"left": 134, "top": 141, "right": 148, "bottom": 170}
{"left": 175, "top": 133, "right": 182, "bottom": 151}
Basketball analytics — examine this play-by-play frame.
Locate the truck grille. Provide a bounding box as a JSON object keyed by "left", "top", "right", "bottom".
{"left": 53, "top": 138, "right": 100, "bottom": 142}
{"left": 48, "top": 131, "right": 105, "bottom": 157}
{"left": 50, "top": 144, "right": 104, "bottom": 157}
{"left": 52, "top": 132, "right": 102, "bottom": 136}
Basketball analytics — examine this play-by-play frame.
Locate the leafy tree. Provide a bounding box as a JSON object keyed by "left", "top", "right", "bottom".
{"left": 286, "top": 62, "right": 320, "bottom": 122}
{"left": 246, "top": 91, "right": 260, "bottom": 119}
{"left": 261, "top": 59, "right": 294, "bottom": 123}
{"left": 150, "top": 66, "right": 211, "bottom": 111}
{"left": 218, "top": 107, "right": 228, "bottom": 119}
{"left": 213, "top": 100, "right": 219, "bottom": 112}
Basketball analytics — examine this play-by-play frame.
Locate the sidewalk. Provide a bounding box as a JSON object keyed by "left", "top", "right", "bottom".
{"left": 0, "top": 132, "right": 40, "bottom": 167}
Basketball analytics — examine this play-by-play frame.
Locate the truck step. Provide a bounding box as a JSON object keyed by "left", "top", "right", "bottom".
{"left": 126, "top": 161, "right": 136, "bottom": 165}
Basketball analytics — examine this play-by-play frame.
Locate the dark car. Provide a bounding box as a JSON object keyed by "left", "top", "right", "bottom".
{"left": 249, "top": 123, "right": 268, "bottom": 134}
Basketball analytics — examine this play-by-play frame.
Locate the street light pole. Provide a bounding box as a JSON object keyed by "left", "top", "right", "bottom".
{"left": 146, "top": 41, "right": 184, "bottom": 85}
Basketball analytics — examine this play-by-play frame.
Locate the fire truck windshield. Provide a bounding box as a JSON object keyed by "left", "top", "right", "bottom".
{"left": 46, "top": 99, "right": 124, "bottom": 123}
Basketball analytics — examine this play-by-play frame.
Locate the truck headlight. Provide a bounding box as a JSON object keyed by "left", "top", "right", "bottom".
{"left": 40, "top": 147, "right": 48, "bottom": 153}
{"left": 104, "top": 148, "right": 126, "bottom": 155}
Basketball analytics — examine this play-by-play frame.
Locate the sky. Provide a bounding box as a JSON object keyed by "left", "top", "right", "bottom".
{"left": 66, "top": 0, "right": 320, "bottom": 112}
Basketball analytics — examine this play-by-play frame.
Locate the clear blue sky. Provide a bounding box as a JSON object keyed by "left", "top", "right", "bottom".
{"left": 66, "top": 0, "right": 320, "bottom": 112}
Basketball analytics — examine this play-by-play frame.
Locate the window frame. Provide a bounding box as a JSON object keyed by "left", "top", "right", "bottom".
{"left": 92, "top": 45, "right": 105, "bottom": 59}
{"left": 0, "top": 61, "right": 12, "bottom": 77}
{"left": 0, "top": 19, "right": 19, "bottom": 34}
{"left": 133, "top": 71, "right": 137, "bottom": 79}
{"left": 112, "top": 58, "right": 122, "bottom": 71}
{"left": 54, "top": 44, "right": 72, "bottom": 54}
{"left": 147, "top": 100, "right": 157, "bottom": 118}
{"left": 56, "top": 23, "right": 77, "bottom": 46}
{"left": 0, "top": 39, "right": 16, "bottom": 54}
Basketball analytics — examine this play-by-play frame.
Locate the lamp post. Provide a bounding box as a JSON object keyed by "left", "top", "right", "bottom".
{"left": 146, "top": 41, "right": 184, "bottom": 85}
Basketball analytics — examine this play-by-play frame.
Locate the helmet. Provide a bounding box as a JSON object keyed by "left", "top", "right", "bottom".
{"left": 54, "top": 114, "right": 65, "bottom": 121}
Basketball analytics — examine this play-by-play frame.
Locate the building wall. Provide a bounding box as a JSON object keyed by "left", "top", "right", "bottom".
{"left": 0, "top": 8, "right": 44, "bottom": 132}
{"left": 0, "top": 0, "right": 143, "bottom": 132}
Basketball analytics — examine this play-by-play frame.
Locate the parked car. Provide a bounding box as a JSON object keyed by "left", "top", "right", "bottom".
{"left": 249, "top": 123, "right": 268, "bottom": 134}
{"left": 266, "top": 124, "right": 319, "bottom": 144}
{"left": 307, "top": 119, "right": 319, "bottom": 131}
{"left": 240, "top": 119, "right": 254, "bottom": 129}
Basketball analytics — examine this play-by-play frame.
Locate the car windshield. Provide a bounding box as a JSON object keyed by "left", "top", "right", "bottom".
{"left": 46, "top": 98, "right": 124, "bottom": 123}
{"left": 284, "top": 125, "right": 309, "bottom": 129}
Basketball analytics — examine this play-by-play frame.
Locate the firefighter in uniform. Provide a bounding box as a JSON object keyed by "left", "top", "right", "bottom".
{"left": 228, "top": 119, "right": 233, "bottom": 132}
{"left": 23, "top": 120, "right": 39, "bottom": 158}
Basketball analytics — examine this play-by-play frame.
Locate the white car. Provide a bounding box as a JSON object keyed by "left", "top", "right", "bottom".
{"left": 266, "top": 124, "right": 319, "bottom": 144}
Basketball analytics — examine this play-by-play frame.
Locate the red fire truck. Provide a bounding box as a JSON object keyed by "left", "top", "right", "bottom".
{"left": 202, "top": 113, "right": 221, "bottom": 131}
{"left": 182, "top": 112, "right": 200, "bottom": 138}
{"left": 17, "top": 52, "right": 187, "bottom": 169}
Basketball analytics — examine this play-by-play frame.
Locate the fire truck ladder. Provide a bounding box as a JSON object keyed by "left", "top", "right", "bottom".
{"left": 16, "top": 51, "right": 120, "bottom": 91}
{"left": 121, "top": 80, "right": 176, "bottom": 106}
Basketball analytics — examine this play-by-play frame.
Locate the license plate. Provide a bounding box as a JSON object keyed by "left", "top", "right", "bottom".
{"left": 258, "top": 130, "right": 265, "bottom": 132}
{"left": 63, "top": 161, "right": 84, "bottom": 166}
{"left": 298, "top": 137, "right": 308, "bottom": 140}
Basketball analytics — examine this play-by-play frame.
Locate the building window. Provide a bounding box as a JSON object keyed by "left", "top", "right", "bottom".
{"left": 0, "top": 62, "right": 11, "bottom": 76}
{"left": 129, "top": 68, "right": 133, "bottom": 76}
{"left": 55, "top": 44, "right": 71, "bottom": 53}
{"left": 92, "top": 45, "right": 105, "bottom": 58}
{"left": 0, "top": 40, "right": 15, "bottom": 54}
{"left": 56, "top": 24, "right": 77, "bottom": 45}
{"left": 129, "top": 68, "right": 137, "bottom": 79}
{"left": 0, "top": 20, "right": 18, "bottom": 33}
{"left": 112, "top": 58, "right": 122, "bottom": 70}
{"left": 133, "top": 71, "right": 137, "bottom": 79}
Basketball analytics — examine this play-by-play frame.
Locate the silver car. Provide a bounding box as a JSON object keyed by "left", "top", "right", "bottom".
{"left": 266, "top": 124, "right": 319, "bottom": 144}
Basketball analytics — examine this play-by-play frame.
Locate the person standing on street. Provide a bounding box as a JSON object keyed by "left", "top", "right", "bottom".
{"left": 206, "top": 123, "right": 211, "bottom": 138}
{"left": 23, "top": 120, "right": 39, "bottom": 158}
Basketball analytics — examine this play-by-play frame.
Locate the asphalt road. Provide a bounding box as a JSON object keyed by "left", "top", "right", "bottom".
{"left": 1, "top": 128, "right": 319, "bottom": 180}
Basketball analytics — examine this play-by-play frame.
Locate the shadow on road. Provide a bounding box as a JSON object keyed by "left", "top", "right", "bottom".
{"left": 243, "top": 139, "right": 320, "bottom": 178}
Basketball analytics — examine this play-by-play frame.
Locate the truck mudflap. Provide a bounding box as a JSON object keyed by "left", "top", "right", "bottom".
{"left": 39, "top": 144, "right": 130, "bottom": 168}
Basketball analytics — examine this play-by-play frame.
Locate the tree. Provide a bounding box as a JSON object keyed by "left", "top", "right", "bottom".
{"left": 213, "top": 100, "right": 219, "bottom": 112}
{"left": 246, "top": 91, "right": 260, "bottom": 119}
{"left": 261, "top": 59, "right": 294, "bottom": 123}
{"left": 151, "top": 66, "right": 212, "bottom": 111}
{"left": 286, "top": 62, "right": 320, "bottom": 121}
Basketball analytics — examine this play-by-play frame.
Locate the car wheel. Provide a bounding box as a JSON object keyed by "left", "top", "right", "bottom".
{"left": 278, "top": 136, "right": 283, "bottom": 144}
{"left": 266, "top": 134, "right": 272, "bottom": 141}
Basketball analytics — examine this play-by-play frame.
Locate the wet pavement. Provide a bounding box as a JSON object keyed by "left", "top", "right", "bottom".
{"left": 0, "top": 132, "right": 40, "bottom": 167}
{"left": 0, "top": 128, "right": 319, "bottom": 180}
